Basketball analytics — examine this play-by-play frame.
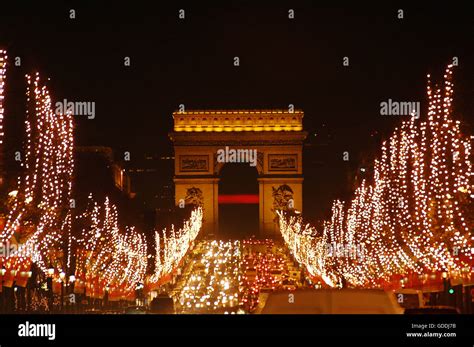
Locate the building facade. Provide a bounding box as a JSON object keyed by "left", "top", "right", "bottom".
{"left": 169, "top": 110, "right": 307, "bottom": 236}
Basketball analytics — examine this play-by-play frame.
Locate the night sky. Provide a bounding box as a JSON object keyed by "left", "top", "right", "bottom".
{"left": 1, "top": 1, "right": 473, "bottom": 222}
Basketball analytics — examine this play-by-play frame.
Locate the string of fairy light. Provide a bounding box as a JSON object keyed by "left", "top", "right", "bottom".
{"left": 0, "top": 72, "right": 74, "bottom": 281}
{"left": 279, "top": 65, "right": 473, "bottom": 288}
{"left": 0, "top": 49, "right": 6, "bottom": 149}
{"left": 0, "top": 52, "right": 165, "bottom": 300}
{"left": 149, "top": 207, "right": 203, "bottom": 285}
{"left": 1, "top": 48, "right": 470, "bottom": 300}
{"left": 73, "top": 196, "right": 148, "bottom": 299}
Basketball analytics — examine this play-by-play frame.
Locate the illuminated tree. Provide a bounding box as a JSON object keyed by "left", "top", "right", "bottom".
{"left": 74, "top": 195, "right": 148, "bottom": 299}
{"left": 0, "top": 72, "right": 74, "bottom": 280}
{"left": 149, "top": 207, "right": 203, "bottom": 286}
{"left": 279, "top": 65, "right": 473, "bottom": 288}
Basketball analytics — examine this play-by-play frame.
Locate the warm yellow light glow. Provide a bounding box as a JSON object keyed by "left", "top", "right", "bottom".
{"left": 173, "top": 110, "right": 304, "bottom": 132}
{"left": 278, "top": 65, "right": 473, "bottom": 289}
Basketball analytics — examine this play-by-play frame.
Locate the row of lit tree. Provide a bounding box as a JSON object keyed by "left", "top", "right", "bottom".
{"left": 72, "top": 196, "right": 148, "bottom": 300}
{"left": 0, "top": 50, "right": 198, "bottom": 301}
{"left": 149, "top": 207, "right": 203, "bottom": 288}
{"left": 280, "top": 65, "right": 473, "bottom": 288}
{"left": 0, "top": 70, "right": 75, "bottom": 287}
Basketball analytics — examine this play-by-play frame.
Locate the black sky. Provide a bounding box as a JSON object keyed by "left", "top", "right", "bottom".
{"left": 1, "top": 1, "right": 473, "bottom": 221}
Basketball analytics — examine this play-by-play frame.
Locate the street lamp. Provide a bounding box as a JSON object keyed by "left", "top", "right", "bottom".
{"left": 59, "top": 272, "right": 66, "bottom": 311}
{"left": 67, "top": 275, "right": 77, "bottom": 313}
{"left": 22, "top": 271, "right": 33, "bottom": 312}
{"left": 46, "top": 266, "right": 54, "bottom": 312}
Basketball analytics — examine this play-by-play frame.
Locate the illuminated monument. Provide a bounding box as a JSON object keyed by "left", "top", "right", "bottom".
{"left": 169, "top": 110, "right": 307, "bottom": 235}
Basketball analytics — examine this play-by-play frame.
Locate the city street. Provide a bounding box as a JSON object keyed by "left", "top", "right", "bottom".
{"left": 170, "top": 238, "right": 305, "bottom": 314}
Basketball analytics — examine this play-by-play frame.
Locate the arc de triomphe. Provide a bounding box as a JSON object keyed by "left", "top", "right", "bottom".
{"left": 169, "top": 109, "right": 306, "bottom": 236}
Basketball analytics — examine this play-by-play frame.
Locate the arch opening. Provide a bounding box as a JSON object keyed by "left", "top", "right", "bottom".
{"left": 218, "top": 163, "right": 259, "bottom": 239}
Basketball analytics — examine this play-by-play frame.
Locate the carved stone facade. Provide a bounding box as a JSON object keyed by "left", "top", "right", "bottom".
{"left": 170, "top": 109, "right": 306, "bottom": 236}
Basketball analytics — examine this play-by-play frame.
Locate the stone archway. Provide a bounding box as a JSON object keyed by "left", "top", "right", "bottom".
{"left": 169, "top": 110, "right": 307, "bottom": 237}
